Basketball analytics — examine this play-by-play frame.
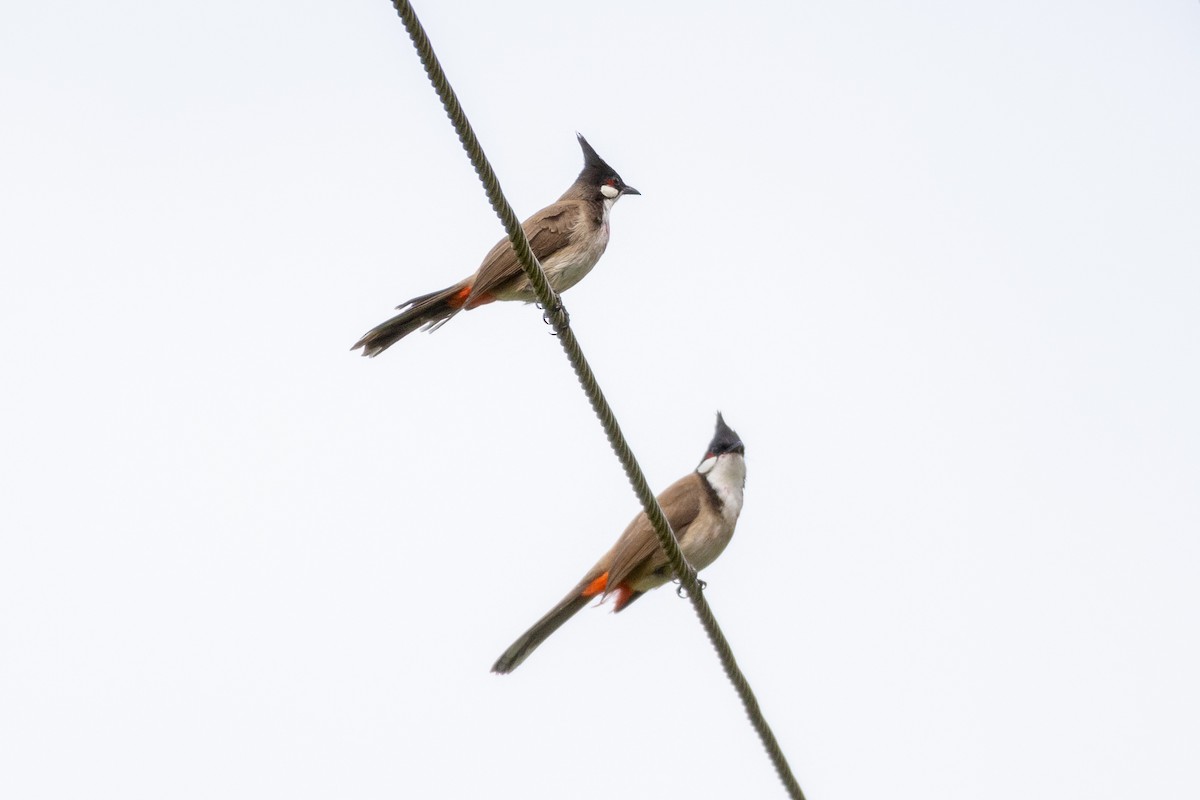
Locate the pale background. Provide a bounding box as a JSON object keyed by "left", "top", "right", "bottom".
{"left": 2, "top": 2, "right": 1198, "bottom": 798}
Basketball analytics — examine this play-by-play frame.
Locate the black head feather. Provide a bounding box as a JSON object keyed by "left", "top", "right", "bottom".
{"left": 575, "top": 133, "right": 639, "bottom": 196}
{"left": 705, "top": 412, "right": 745, "bottom": 458}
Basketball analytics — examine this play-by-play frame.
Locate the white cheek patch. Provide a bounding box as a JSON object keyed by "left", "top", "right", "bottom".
{"left": 600, "top": 183, "right": 620, "bottom": 199}
{"left": 697, "top": 455, "right": 717, "bottom": 475}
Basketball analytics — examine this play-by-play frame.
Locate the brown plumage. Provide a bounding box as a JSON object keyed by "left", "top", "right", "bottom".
{"left": 352, "top": 134, "right": 638, "bottom": 357}
{"left": 492, "top": 415, "right": 746, "bottom": 674}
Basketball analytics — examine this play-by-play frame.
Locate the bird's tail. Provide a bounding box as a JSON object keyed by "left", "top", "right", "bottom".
{"left": 351, "top": 281, "right": 470, "bottom": 357}
{"left": 491, "top": 588, "right": 593, "bottom": 674}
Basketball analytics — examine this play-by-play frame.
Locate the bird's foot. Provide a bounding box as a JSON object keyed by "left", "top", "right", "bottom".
{"left": 675, "top": 577, "right": 707, "bottom": 599}
{"left": 538, "top": 293, "right": 569, "bottom": 332}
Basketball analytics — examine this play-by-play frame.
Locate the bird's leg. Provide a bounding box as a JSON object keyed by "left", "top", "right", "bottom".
{"left": 675, "top": 578, "right": 707, "bottom": 598}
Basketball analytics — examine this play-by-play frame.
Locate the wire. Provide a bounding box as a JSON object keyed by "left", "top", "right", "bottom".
{"left": 388, "top": 3, "right": 807, "bottom": 797}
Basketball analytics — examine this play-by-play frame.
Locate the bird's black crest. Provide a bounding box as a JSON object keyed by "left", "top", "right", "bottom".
{"left": 706, "top": 412, "right": 744, "bottom": 457}
{"left": 576, "top": 133, "right": 620, "bottom": 183}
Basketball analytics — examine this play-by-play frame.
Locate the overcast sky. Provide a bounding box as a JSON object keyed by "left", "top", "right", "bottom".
{"left": 3, "top": 2, "right": 1198, "bottom": 798}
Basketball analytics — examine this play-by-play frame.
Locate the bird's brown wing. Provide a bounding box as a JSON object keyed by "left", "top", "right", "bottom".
{"left": 604, "top": 473, "right": 703, "bottom": 593}
{"left": 466, "top": 202, "right": 580, "bottom": 304}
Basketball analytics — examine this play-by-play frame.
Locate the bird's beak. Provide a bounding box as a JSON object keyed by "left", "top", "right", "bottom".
{"left": 622, "top": 185, "right": 641, "bottom": 196}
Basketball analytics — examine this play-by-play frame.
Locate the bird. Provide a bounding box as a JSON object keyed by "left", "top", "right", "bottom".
{"left": 352, "top": 133, "right": 639, "bottom": 357}
{"left": 492, "top": 413, "right": 746, "bottom": 674}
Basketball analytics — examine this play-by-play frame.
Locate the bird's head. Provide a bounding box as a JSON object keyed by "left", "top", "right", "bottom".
{"left": 576, "top": 133, "right": 640, "bottom": 203}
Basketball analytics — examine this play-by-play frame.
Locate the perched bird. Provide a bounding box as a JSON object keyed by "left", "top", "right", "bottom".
{"left": 352, "top": 134, "right": 639, "bottom": 357}
{"left": 492, "top": 413, "right": 746, "bottom": 674}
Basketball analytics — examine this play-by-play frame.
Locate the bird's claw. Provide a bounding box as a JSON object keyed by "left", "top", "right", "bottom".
{"left": 539, "top": 294, "right": 569, "bottom": 332}
{"left": 675, "top": 577, "right": 707, "bottom": 599}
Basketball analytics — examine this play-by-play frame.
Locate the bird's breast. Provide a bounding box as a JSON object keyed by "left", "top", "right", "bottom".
{"left": 682, "top": 454, "right": 745, "bottom": 571}
{"left": 680, "top": 513, "right": 738, "bottom": 572}
{"left": 543, "top": 220, "right": 610, "bottom": 292}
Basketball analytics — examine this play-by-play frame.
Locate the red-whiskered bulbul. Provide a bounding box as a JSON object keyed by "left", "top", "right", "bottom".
{"left": 352, "top": 134, "right": 639, "bottom": 357}
{"left": 492, "top": 413, "right": 746, "bottom": 674}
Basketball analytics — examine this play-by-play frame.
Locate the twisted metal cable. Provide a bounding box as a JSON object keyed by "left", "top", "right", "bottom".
{"left": 388, "top": 3, "right": 805, "bottom": 798}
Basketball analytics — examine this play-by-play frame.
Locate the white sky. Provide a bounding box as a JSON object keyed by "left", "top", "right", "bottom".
{"left": 2, "top": 2, "right": 1198, "bottom": 798}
